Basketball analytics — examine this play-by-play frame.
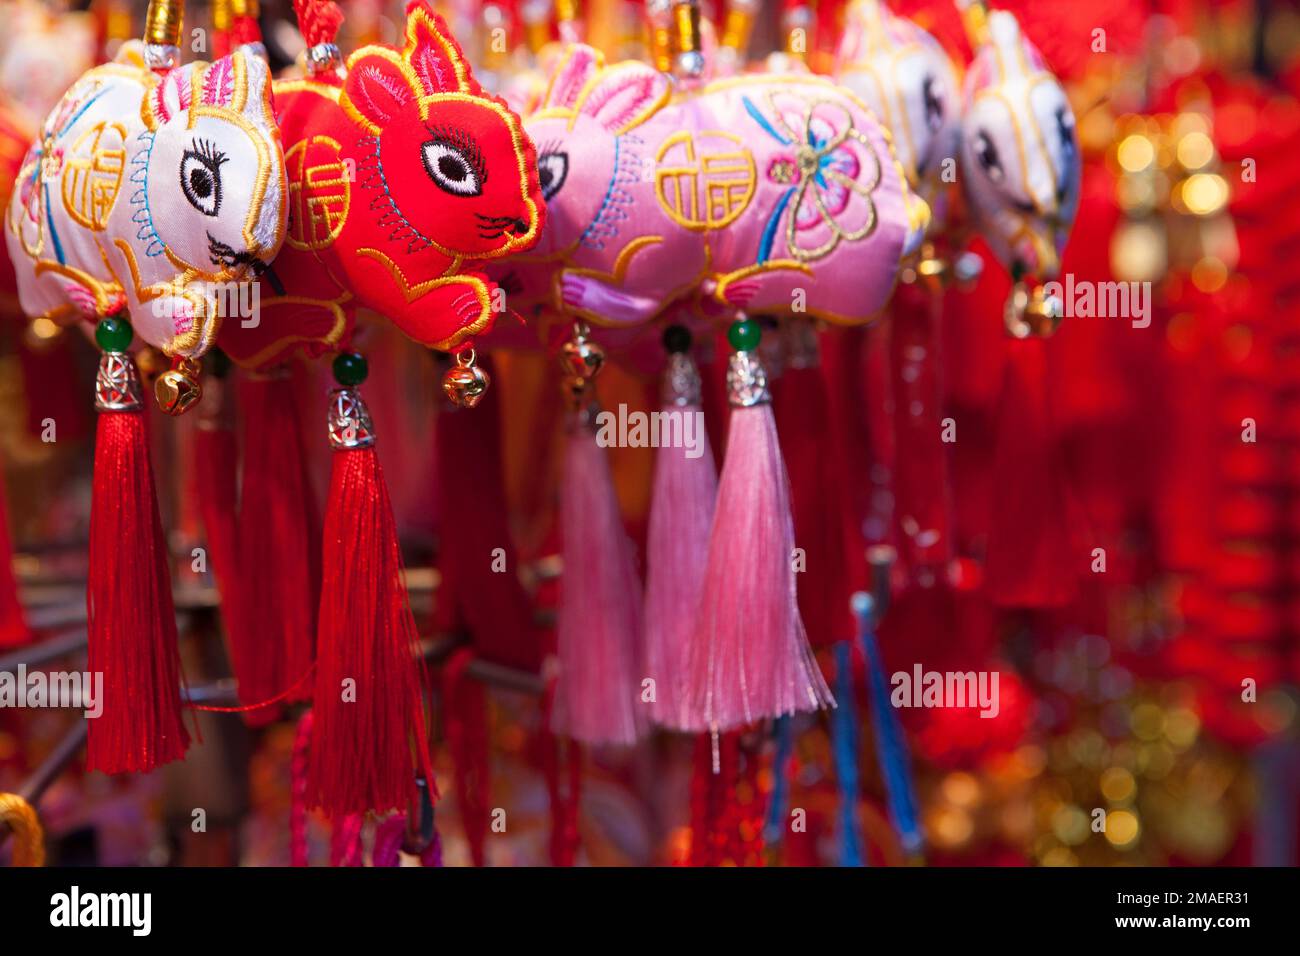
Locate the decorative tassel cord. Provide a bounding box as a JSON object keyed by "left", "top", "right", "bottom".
{"left": 292, "top": 0, "right": 343, "bottom": 47}
{"left": 233, "top": 375, "right": 320, "bottom": 720}
{"left": 832, "top": 641, "right": 864, "bottom": 866}
{"left": 0, "top": 793, "right": 45, "bottom": 866}
{"left": 309, "top": 444, "right": 434, "bottom": 817}
{"left": 189, "top": 664, "right": 316, "bottom": 712}
{"left": 553, "top": 424, "right": 645, "bottom": 746}
{"left": 853, "top": 592, "right": 923, "bottom": 856}
{"left": 690, "top": 405, "right": 835, "bottom": 729}
{"left": 87, "top": 405, "right": 191, "bottom": 774}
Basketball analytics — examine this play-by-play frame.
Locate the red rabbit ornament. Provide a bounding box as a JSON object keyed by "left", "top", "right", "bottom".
{"left": 223, "top": 0, "right": 545, "bottom": 386}
{"left": 211, "top": 0, "right": 546, "bottom": 820}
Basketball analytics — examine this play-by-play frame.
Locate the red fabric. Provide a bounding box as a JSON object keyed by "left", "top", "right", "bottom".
{"left": 232, "top": 374, "right": 320, "bottom": 719}
{"left": 983, "top": 337, "right": 1080, "bottom": 609}
{"left": 0, "top": 461, "right": 29, "bottom": 648}
{"left": 443, "top": 649, "right": 490, "bottom": 866}
{"left": 433, "top": 359, "right": 541, "bottom": 671}
{"left": 773, "top": 359, "right": 854, "bottom": 648}
{"left": 889, "top": 284, "right": 954, "bottom": 583}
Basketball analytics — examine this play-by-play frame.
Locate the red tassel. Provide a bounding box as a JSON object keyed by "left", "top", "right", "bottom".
{"left": 433, "top": 360, "right": 539, "bottom": 671}
{"left": 985, "top": 336, "right": 1077, "bottom": 608}
{"left": 443, "top": 649, "right": 489, "bottom": 866}
{"left": 541, "top": 678, "right": 582, "bottom": 866}
{"left": 231, "top": 13, "right": 262, "bottom": 48}
{"left": 234, "top": 373, "right": 319, "bottom": 722}
{"left": 86, "top": 345, "right": 189, "bottom": 774}
{"left": 689, "top": 334, "right": 834, "bottom": 731}
{"left": 553, "top": 419, "right": 645, "bottom": 745}
{"left": 772, "top": 325, "right": 854, "bottom": 648}
{"left": 644, "top": 339, "right": 716, "bottom": 730}
{"left": 889, "top": 285, "right": 954, "bottom": 584}
{"left": 292, "top": 0, "right": 344, "bottom": 48}
{"left": 18, "top": 334, "right": 88, "bottom": 448}
{"left": 290, "top": 709, "right": 313, "bottom": 866}
{"left": 0, "top": 462, "right": 30, "bottom": 648}
{"left": 308, "top": 380, "right": 431, "bottom": 817}
{"left": 194, "top": 375, "right": 242, "bottom": 676}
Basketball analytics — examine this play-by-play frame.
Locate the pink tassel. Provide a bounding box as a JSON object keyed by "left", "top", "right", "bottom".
{"left": 689, "top": 319, "right": 834, "bottom": 731}
{"left": 552, "top": 323, "right": 644, "bottom": 746}
{"left": 644, "top": 328, "right": 716, "bottom": 731}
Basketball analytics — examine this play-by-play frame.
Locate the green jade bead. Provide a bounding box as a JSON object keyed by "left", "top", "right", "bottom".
{"left": 727, "top": 318, "right": 761, "bottom": 353}
{"left": 332, "top": 351, "right": 368, "bottom": 387}
{"left": 95, "top": 317, "right": 133, "bottom": 354}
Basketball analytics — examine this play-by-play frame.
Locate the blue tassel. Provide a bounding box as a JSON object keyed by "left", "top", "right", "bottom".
{"left": 853, "top": 591, "right": 923, "bottom": 856}
{"left": 832, "top": 641, "right": 865, "bottom": 866}
{"left": 763, "top": 716, "right": 794, "bottom": 848}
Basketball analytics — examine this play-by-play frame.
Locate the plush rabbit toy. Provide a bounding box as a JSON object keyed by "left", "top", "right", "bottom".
{"left": 956, "top": 0, "right": 1082, "bottom": 610}
{"left": 209, "top": 0, "right": 545, "bottom": 820}
{"left": 958, "top": 0, "right": 1080, "bottom": 289}
{"left": 836, "top": 0, "right": 961, "bottom": 225}
{"left": 502, "top": 28, "right": 927, "bottom": 744}
{"left": 516, "top": 44, "right": 927, "bottom": 329}
{"left": 222, "top": 0, "right": 544, "bottom": 391}
{"left": 5, "top": 40, "right": 286, "bottom": 366}
{"left": 2, "top": 1, "right": 289, "bottom": 776}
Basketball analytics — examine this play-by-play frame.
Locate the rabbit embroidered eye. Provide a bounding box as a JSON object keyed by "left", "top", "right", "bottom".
{"left": 180, "top": 139, "right": 228, "bottom": 217}
{"left": 422, "top": 140, "right": 481, "bottom": 197}
{"left": 922, "top": 75, "right": 944, "bottom": 132}
{"left": 537, "top": 150, "right": 568, "bottom": 201}
{"left": 420, "top": 125, "right": 486, "bottom": 198}
{"left": 974, "top": 131, "right": 1004, "bottom": 183}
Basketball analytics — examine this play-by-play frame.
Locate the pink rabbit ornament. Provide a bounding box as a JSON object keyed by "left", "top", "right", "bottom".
{"left": 516, "top": 44, "right": 928, "bottom": 329}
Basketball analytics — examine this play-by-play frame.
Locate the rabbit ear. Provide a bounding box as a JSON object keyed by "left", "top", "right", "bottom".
{"left": 543, "top": 44, "right": 602, "bottom": 110}
{"left": 572, "top": 61, "right": 670, "bottom": 134}
{"left": 151, "top": 65, "right": 193, "bottom": 123}
{"left": 402, "top": 1, "right": 476, "bottom": 95}
{"left": 341, "top": 48, "right": 420, "bottom": 137}
{"left": 199, "top": 57, "right": 237, "bottom": 108}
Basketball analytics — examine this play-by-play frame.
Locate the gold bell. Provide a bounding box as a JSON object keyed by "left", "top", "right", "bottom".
{"left": 1004, "top": 282, "right": 1063, "bottom": 339}
{"left": 155, "top": 357, "right": 203, "bottom": 416}
{"left": 915, "top": 243, "right": 950, "bottom": 294}
{"left": 443, "top": 351, "right": 490, "bottom": 408}
{"left": 558, "top": 322, "right": 605, "bottom": 381}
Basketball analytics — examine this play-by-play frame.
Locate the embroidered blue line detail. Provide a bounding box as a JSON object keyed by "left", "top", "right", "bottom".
{"left": 578, "top": 134, "right": 640, "bottom": 252}
{"left": 52, "top": 87, "right": 111, "bottom": 140}
{"left": 757, "top": 186, "right": 795, "bottom": 264}
{"left": 355, "top": 135, "right": 433, "bottom": 254}
{"left": 127, "top": 130, "right": 165, "bottom": 257}
{"left": 743, "top": 97, "right": 791, "bottom": 146}
{"left": 43, "top": 183, "right": 65, "bottom": 265}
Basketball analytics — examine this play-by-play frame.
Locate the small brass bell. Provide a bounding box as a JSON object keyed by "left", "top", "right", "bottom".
{"left": 443, "top": 353, "right": 491, "bottom": 408}
{"left": 559, "top": 373, "right": 593, "bottom": 411}
{"left": 155, "top": 358, "right": 203, "bottom": 416}
{"left": 1004, "top": 282, "right": 1063, "bottom": 339}
{"left": 558, "top": 323, "right": 605, "bottom": 381}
